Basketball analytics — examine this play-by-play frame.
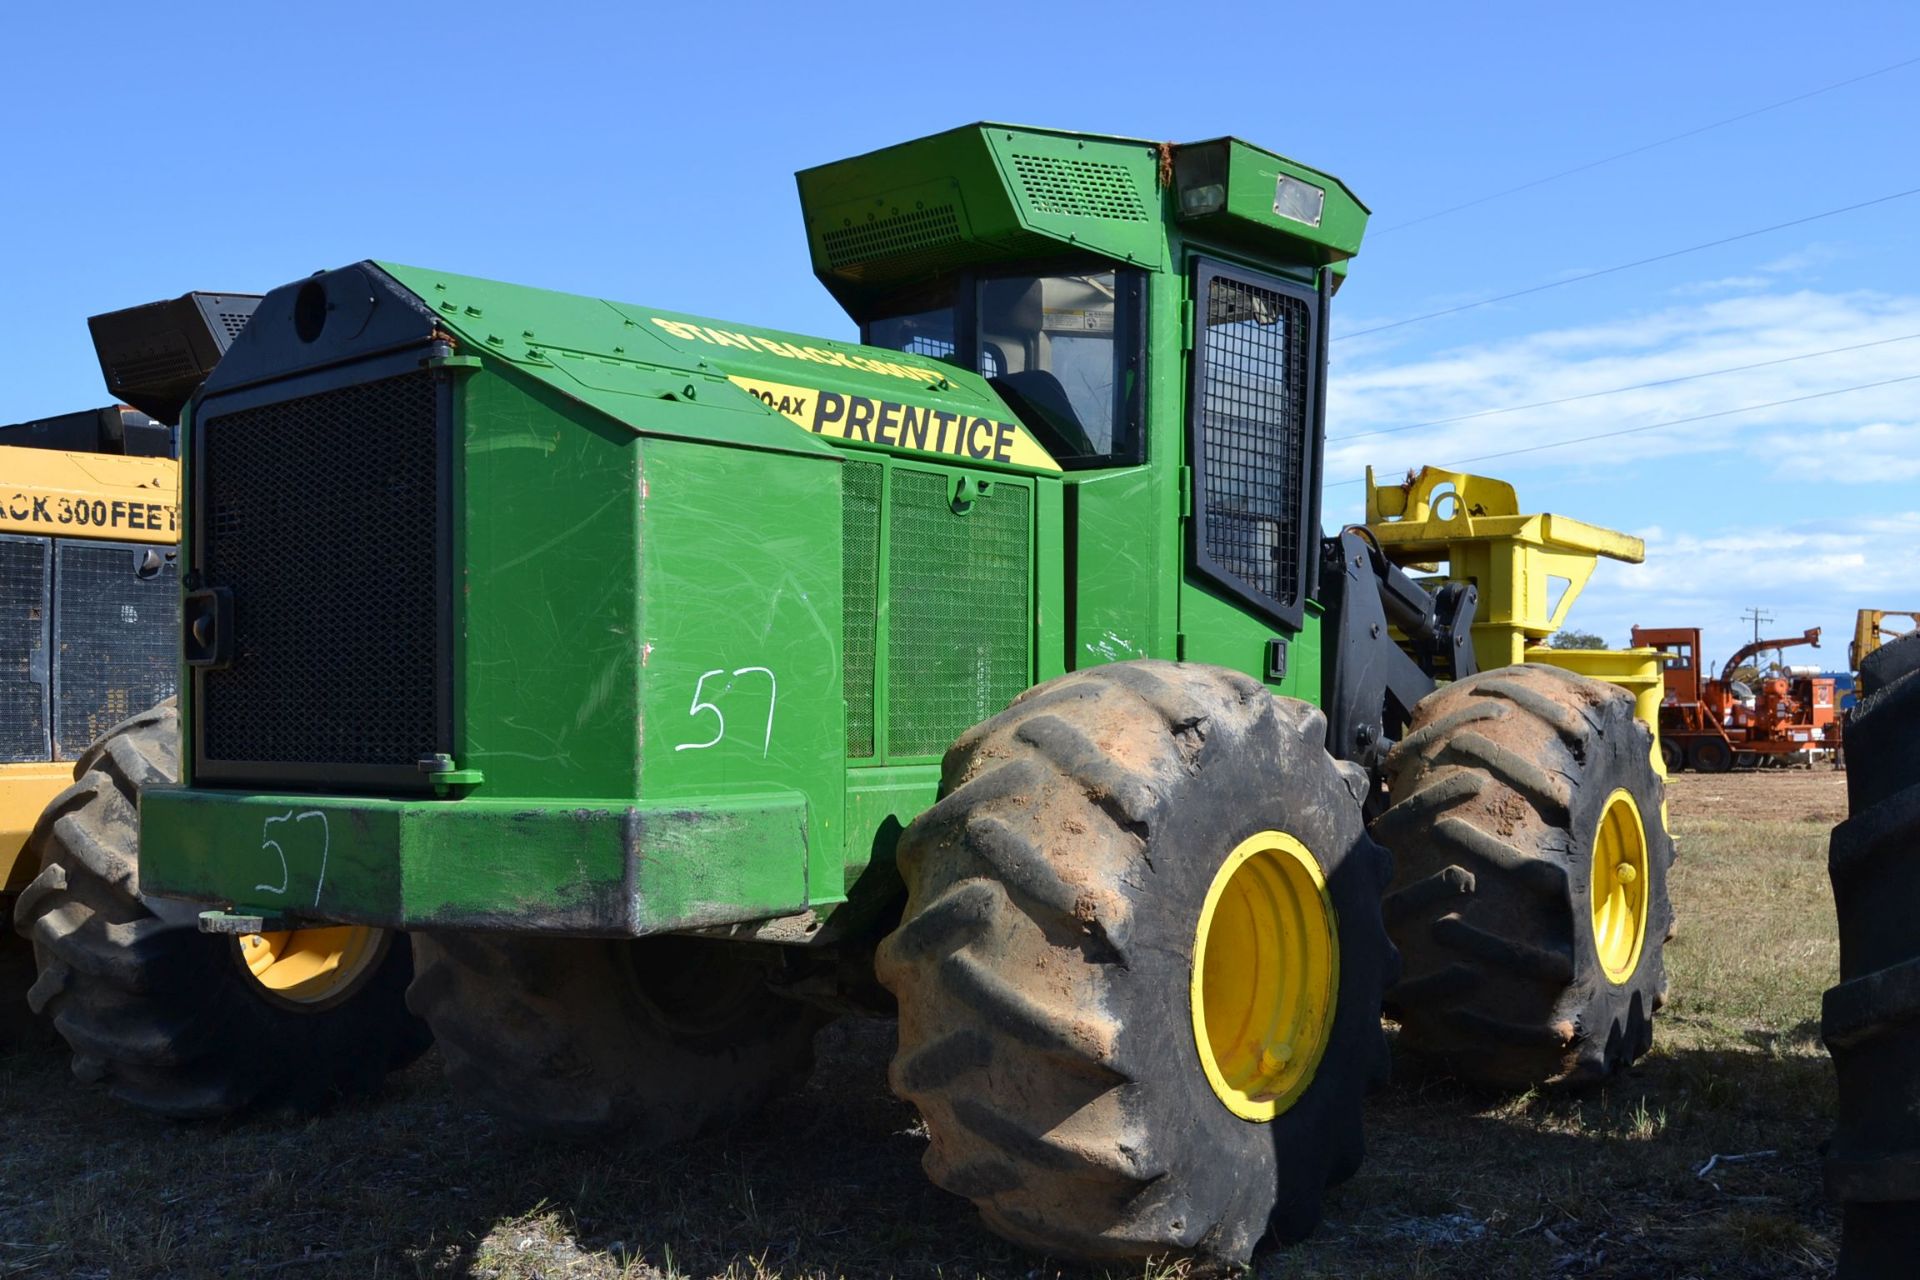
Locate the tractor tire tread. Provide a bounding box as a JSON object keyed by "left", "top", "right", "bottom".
{"left": 877, "top": 660, "right": 1394, "bottom": 1269}
{"left": 1377, "top": 664, "right": 1672, "bottom": 1088}
{"left": 1382, "top": 865, "right": 1476, "bottom": 923}
{"left": 1823, "top": 663, "right": 1920, "bottom": 1274}
{"left": 11, "top": 701, "right": 428, "bottom": 1117}
{"left": 1858, "top": 632, "right": 1920, "bottom": 698}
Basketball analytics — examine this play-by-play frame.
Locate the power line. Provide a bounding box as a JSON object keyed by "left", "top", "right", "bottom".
{"left": 1326, "top": 371, "right": 1920, "bottom": 486}
{"left": 1336, "top": 184, "right": 1920, "bottom": 343}
{"left": 1328, "top": 330, "right": 1920, "bottom": 442}
{"left": 1375, "top": 54, "right": 1920, "bottom": 235}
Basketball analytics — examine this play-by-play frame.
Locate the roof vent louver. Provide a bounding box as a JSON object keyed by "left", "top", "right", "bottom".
{"left": 1010, "top": 153, "right": 1148, "bottom": 222}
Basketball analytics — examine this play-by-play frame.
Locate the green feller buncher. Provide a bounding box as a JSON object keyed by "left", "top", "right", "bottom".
{"left": 94, "top": 125, "right": 1669, "bottom": 1266}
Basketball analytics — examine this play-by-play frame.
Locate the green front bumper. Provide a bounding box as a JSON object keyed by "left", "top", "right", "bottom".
{"left": 139, "top": 788, "right": 812, "bottom": 935}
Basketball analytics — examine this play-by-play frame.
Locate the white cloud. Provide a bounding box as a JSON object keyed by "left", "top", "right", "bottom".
{"left": 1762, "top": 421, "right": 1920, "bottom": 483}
{"left": 1570, "top": 512, "right": 1920, "bottom": 667}
{"left": 1667, "top": 275, "right": 1771, "bottom": 296}
{"left": 1324, "top": 286, "right": 1920, "bottom": 486}
{"left": 1757, "top": 243, "right": 1848, "bottom": 275}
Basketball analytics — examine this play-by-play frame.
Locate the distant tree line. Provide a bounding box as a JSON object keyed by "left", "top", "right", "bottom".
{"left": 1547, "top": 629, "right": 1607, "bottom": 649}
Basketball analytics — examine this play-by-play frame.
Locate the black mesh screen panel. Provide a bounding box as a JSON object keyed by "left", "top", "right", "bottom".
{"left": 0, "top": 535, "right": 51, "bottom": 762}
{"left": 53, "top": 541, "right": 178, "bottom": 758}
{"left": 1193, "top": 268, "right": 1313, "bottom": 619}
{"left": 886, "top": 469, "right": 1031, "bottom": 758}
{"left": 842, "top": 461, "right": 882, "bottom": 758}
{"left": 198, "top": 369, "right": 443, "bottom": 773}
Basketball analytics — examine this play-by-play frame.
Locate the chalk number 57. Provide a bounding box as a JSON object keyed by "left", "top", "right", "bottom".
{"left": 676, "top": 666, "right": 776, "bottom": 757}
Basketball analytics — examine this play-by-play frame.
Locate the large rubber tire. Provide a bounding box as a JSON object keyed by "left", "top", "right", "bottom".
{"left": 406, "top": 932, "right": 829, "bottom": 1143}
{"left": 1690, "top": 736, "right": 1734, "bottom": 774}
{"left": 11, "top": 702, "right": 430, "bottom": 1117}
{"left": 1823, "top": 632, "right": 1920, "bottom": 1277}
{"left": 1377, "top": 663, "right": 1672, "bottom": 1088}
{"left": 1860, "top": 629, "right": 1920, "bottom": 690}
{"left": 875, "top": 661, "right": 1394, "bottom": 1269}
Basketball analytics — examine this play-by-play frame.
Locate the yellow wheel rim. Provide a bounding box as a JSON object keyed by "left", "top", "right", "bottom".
{"left": 1590, "top": 790, "right": 1650, "bottom": 984}
{"left": 237, "top": 925, "right": 384, "bottom": 1006}
{"left": 1190, "top": 830, "right": 1339, "bottom": 1122}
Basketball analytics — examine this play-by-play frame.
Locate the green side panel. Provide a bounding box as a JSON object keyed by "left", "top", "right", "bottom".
{"left": 1066, "top": 269, "right": 1186, "bottom": 674}
{"left": 1177, "top": 585, "right": 1322, "bottom": 703}
{"left": 1034, "top": 477, "right": 1067, "bottom": 683}
{"left": 886, "top": 467, "right": 1032, "bottom": 759}
{"left": 841, "top": 762, "right": 940, "bottom": 899}
{"left": 456, "top": 365, "right": 642, "bottom": 799}
{"left": 1072, "top": 466, "right": 1175, "bottom": 668}
{"left": 636, "top": 436, "right": 845, "bottom": 908}
{"left": 138, "top": 789, "right": 808, "bottom": 931}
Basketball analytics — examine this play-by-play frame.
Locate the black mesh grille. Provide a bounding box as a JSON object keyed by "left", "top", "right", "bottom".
{"left": 0, "top": 535, "right": 50, "bottom": 762}
{"left": 1196, "top": 273, "right": 1311, "bottom": 612}
{"left": 53, "top": 542, "right": 178, "bottom": 758}
{"left": 199, "top": 370, "right": 442, "bottom": 769}
{"left": 843, "top": 461, "right": 881, "bottom": 757}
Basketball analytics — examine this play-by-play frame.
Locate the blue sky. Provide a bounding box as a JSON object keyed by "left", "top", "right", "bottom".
{"left": 4, "top": 2, "right": 1915, "bottom": 671}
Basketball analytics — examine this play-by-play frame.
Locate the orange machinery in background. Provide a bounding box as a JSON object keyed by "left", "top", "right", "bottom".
{"left": 1630, "top": 624, "right": 1840, "bottom": 772}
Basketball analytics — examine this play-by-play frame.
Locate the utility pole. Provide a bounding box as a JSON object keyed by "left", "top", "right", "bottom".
{"left": 1741, "top": 606, "right": 1774, "bottom": 646}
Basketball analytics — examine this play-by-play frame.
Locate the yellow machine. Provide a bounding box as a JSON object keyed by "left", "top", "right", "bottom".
{"left": 1851, "top": 608, "right": 1919, "bottom": 673}
{"left": 1365, "top": 465, "right": 1667, "bottom": 774}
{"left": 1, "top": 414, "right": 179, "bottom": 902}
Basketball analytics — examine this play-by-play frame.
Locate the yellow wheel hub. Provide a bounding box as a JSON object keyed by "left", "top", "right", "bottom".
{"left": 1191, "top": 831, "right": 1339, "bottom": 1121}
{"left": 237, "top": 925, "right": 383, "bottom": 1006}
{"left": 1590, "top": 789, "right": 1650, "bottom": 984}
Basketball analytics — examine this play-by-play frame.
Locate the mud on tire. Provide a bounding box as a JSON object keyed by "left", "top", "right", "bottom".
{"left": 1377, "top": 663, "right": 1672, "bottom": 1088}
{"left": 1823, "top": 632, "right": 1920, "bottom": 1277}
{"left": 406, "top": 932, "right": 828, "bottom": 1143}
{"left": 11, "top": 701, "right": 430, "bottom": 1117}
{"left": 876, "top": 660, "right": 1394, "bottom": 1270}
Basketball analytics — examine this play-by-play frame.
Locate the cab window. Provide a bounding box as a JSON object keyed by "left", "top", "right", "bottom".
{"left": 863, "top": 267, "right": 1144, "bottom": 468}
{"left": 978, "top": 272, "right": 1120, "bottom": 458}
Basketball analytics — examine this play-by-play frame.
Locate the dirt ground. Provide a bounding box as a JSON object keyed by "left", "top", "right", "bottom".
{"left": 0, "top": 766, "right": 1849, "bottom": 1279}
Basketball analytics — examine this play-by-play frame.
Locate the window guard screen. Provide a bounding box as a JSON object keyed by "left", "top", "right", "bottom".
{"left": 1189, "top": 262, "right": 1316, "bottom": 628}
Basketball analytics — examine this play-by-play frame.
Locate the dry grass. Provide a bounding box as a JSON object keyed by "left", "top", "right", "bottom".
{"left": 0, "top": 769, "right": 1846, "bottom": 1278}
{"left": 1278, "top": 768, "right": 1845, "bottom": 1279}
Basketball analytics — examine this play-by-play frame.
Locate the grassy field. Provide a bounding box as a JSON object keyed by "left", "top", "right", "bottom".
{"left": 0, "top": 768, "right": 1846, "bottom": 1279}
